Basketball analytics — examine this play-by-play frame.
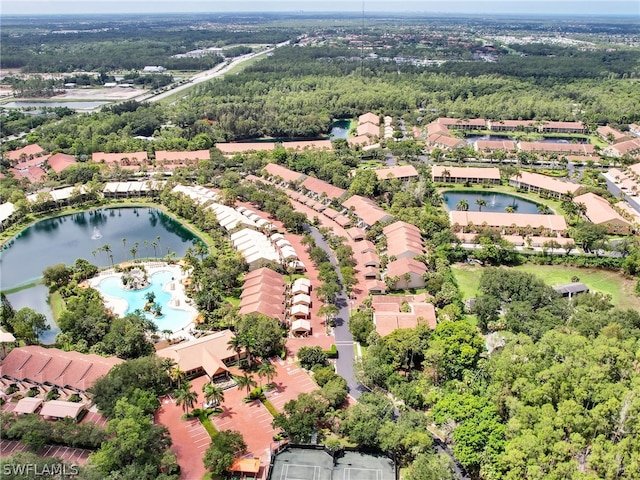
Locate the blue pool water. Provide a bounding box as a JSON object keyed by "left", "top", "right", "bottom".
{"left": 96, "top": 270, "right": 195, "bottom": 332}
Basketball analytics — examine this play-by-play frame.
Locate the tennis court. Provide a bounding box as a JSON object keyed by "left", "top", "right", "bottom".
{"left": 268, "top": 447, "right": 395, "bottom": 480}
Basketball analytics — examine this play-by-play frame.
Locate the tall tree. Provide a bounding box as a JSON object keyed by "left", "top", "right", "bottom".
{"left": 234, "top": 373, "right": 257, "bottom": 397}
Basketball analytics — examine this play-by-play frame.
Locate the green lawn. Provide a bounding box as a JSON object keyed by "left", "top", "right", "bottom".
{"left": 48, "top": 291, "right": 66, "bottom": 321}
{"left": 452, "top": 263, "right": 640, "bottom": 310}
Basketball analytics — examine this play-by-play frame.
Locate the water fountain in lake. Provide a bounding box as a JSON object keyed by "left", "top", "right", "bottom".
{"left": 490, "top": 195, "right": 497, "bottom": 207}
{"left": 91, "top": 227, "right": 102, "bottom": 240}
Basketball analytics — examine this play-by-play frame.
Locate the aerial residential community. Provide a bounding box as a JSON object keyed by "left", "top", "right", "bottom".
{"left": 1, "top": 4, "right": 640, "bottom": 480}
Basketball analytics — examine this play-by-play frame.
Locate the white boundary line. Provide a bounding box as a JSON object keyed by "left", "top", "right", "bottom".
{"left": 281, "top": 464, "right": 320, "bottom": 480}
{"left": 343, "top": 468, "right": 384, "bottom": 480}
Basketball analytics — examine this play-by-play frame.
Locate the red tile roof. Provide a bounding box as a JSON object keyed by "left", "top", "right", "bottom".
{"left": 450, "top": 211, "right": 568, "bottom": 232}
{"left": 284, "top": 140, "right": 333, "bottom": 151}
{"left": 374, "top": 165, "right": 419, "bottom": 181}
{"left": 437, "top": 117, "right": 486, "bottom": 128}
{"left": 91, "top": 151, "right": 148, "bottom": 166}
{"left": 342, "top": 195, "right": 393, "bottom": 226}
{"left": 240, "top": 268, "right": 285, "bottom": 321}
{"left": 0, "top": 346, "right": 123, "bottom": 393}
{"left": 476, "top": 140, "right": 517, "bottom": 152}
{"left": 263, "top": 163, "right": 305, "bottom": 183}
{"left": 216, "top": 142, "right": 276, "bottom": 155}
{"left": 432, "top": 165, "right": 501, "bottom": 181}
{"left": 356, "top": 123, "right": 380, "bottom": 137}
{"left": 359, "top": 112, "right": 380, "bottom": 125}
{"left": 386, "top": 257, "right": 428, "bottom": 278}
{"left": 155, "top": 150, "right": 210, "bottom": 163}
{"left": 347, "top": 135, "right": 374, "bottom": 147}
{"left": 510, "top": 171, "right": 583, "bottom": 196}
{"left": 574, "top": 192, "right": 633, "bottom": 229}
{"left": 540, "top": 120, "right": 586, "bottom": 131}
{"left": 383, "top": 221, "right": 424, "bottom": 259}
{"left": 519, "top": 142, "right": 595, "bottom": 155}
{"left": 488, "top": 119, "right": 537, "bottom": 130}
{"left": 301, "top": 176, "right": 347, "bottom": 200}
{"left": 47, "top": 153, "right": 77, "bottom": 173}
{"left": 427, "top": 133, "right": 466, "bottom": 149}
{"left": 10, "top": 165, "right": 48, "bottom": 183}
{"left": 6, "top": 144, "right": 45, "bottom": 161}
{"left": 372, "top": 295, "right": 436, "bottom": 336}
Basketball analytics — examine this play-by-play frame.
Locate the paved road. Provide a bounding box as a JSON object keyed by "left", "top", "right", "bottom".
{"left": 302, "top": 224, "right": 365, "bottom": 400}
{"left": 142, "top": 41, "right": 289, "bottom": 103}
{"left": 602, "top": 173, "right": 640, "bottom": 213}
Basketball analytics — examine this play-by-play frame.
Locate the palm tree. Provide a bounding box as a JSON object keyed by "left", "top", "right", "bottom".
{"left": 234, "top": 373, "right": 257, "bottom": 397}
{"left": 151, "top": 241, "right": 158, "bottom": 260}
{"left": 103, "top": 244, "right": 113, "bottom": 266}
{"left": 175, "top": 381, "right": 198, "bottom": 414}
{"left": 537, "top": 204, "right": 551, "bottom": 215}
{"left": 456, "top": 199, "right": 469, "bottom": 211}
{"left": 121, "top": 238, "right": 127, "bottom": 255}
{"left": 168, "top": 366, "right": 186, "bottom": 389}
{"left": 202, "top": 382, "right": 225, "bottom": 408}
{"left": 257, "top": 361, "right": 277, "bottom": 387}
{"left": 505, "top": 206, "right": 516, "bottom": 213}
{"left": 475, "top": 198, "right": 487, "bottom": 212}
{"left": 130, "top": 247, "right": 137, "bottom": 262}
{"left": 227, "top": 335, "right": 243, "bottom": 363}
{"left": 143, "top": 240, "right": 149, "bottom": 259}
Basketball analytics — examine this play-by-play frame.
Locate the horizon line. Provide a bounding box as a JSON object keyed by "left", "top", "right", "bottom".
{"left": 3, "top": 10, "right": 639, "bottom": 18}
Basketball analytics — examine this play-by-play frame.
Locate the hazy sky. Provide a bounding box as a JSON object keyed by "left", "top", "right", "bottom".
{"left": 2, "top": 1, "right": 639, "bottom": 16}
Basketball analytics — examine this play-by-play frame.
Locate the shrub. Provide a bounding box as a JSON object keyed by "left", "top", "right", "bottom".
{"left": 312, "top": 365, "right": 339, "bottom": 387}
{"left": 46, "top": 389, "right": 60, "bottom": 401}
{"left": 298, "top": 346, "right": 328, "bottom": 369}
{"left": 249, "top": 387, "right": 264, "bottom": 400}
{"left": 323, "top": 344, "right": 338, "bottom": 358}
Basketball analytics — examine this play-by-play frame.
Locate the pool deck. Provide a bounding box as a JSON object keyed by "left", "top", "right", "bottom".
{"left": 88, "top": 262, "right": 198, "bottom": 337}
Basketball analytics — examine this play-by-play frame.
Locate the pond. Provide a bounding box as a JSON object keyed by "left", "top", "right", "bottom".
{"left": 443, "top": 191, "right": 544, "bottom": 214}
{"left": 0, "top": 207, "right": 202, "bottom": 343}
{"left": 329, "top": 119, "right": 352, "bottom": 139}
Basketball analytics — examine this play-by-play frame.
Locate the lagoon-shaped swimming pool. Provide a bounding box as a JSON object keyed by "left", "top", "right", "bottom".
{"left": 95, "top": 270, "right": 196, "bottom": 333}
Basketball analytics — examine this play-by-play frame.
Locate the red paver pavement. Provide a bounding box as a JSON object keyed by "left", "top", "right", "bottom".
{"left": 155, "top": 375, "right": 211, "bottom": 480}
{"left": 0, "top": 439, "right": 91, "bottom": 465}
{"left": 264, "top": 357, "right": 318, "bottom": 412}
{"left": 81, "top": 409, "right": 108, "bottom": 428}
{"left": 210, "top": 385, "right": 277, "bottom": 463}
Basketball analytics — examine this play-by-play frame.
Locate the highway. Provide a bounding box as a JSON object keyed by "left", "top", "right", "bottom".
{"left": 141, "top": 41, "right": 289, "bottom": 104}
